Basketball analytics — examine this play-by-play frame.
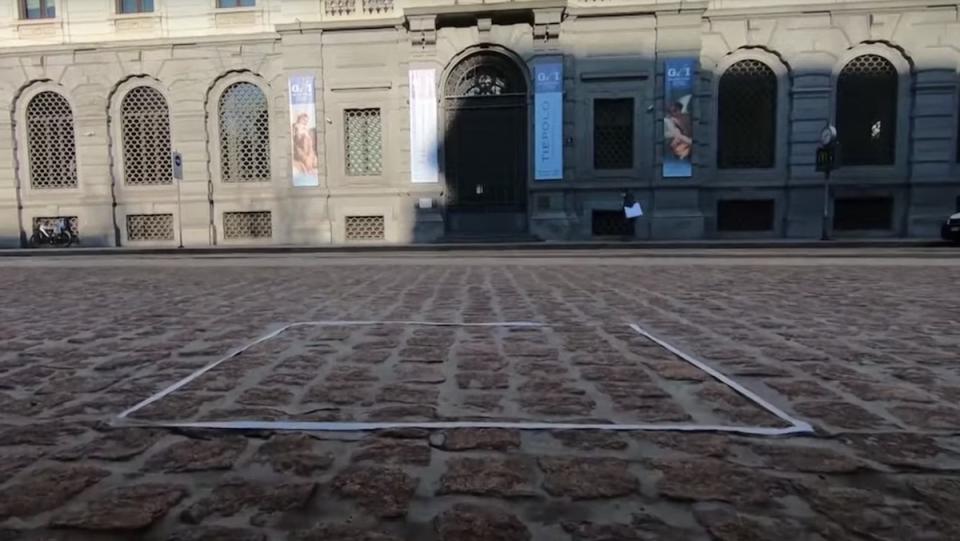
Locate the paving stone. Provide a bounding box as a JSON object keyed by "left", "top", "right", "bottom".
{"left": 550, "top": 430, "right": 628, "bottom": 450}
{"left": 889, "top": 405, "right": 960, "bottom": 430}
{"left": 655, "top": 459, "right": 789, "bottom": 507}
{"left": 797, "top": 482, "right": 958, "bottom": 539}
{"left": 52, "top": 483, "right": 187, "bottom": 530}
{"left": 376, "top": 384, "right": 439, "bottom": 404}
{"left": 0, "top": 454, "right": 34, "bottom": 484}
{"left": 430, "top": 428, "right": 521, "bottom": 451}
{"left": 840, "top": 433, "right": 949, "bottom": 468}
{"left": 254, "top": 434, "right": 335, "bottom": 476}
{"left": 54, "top": 428, "right": 164, "bottom": 461}
{"left": 238, "top": 387, "right": 295, "bottom": 407}
{"left": 0, "top": 466, "right": 109, "bottom": 519}
{"left": 434, "top": 504, "right": 530, "bottom": 541}
{"left": 0, "top": 422, "right": 87, "bottom": 447}
{"left": 331, "top": 465, "right": 416, "bottom": 518}
{"left": 693, "top": 504, "right": 841, "bottom": 541}
{"left": 793, "top": 401, "right": 894, "bottom": 430}
{"left": 539, "top": 457, "right": 637, "bottom": 499}
{"left": 181, "top": 479, "right": 315, "bottom": 524}
{"left": 562, "top": 513, "right": 697, "bottom": 541}
{"left": 306, "top": 383, "right": 371, "bottom": 405}
{"left": 288, "top": 524, "right": 402, "bottom": 541}
{"left": 144, "top": 437, "right": 247, "bottom": 473}
{"left": 352, "top": 437, "right": 431, "bottom": 466}
{"left": 748, "top": 443, "right": 871, "bottom": 473}
{"left": 764, "top": 380, "right": 840, "bottom": 400}
{"left": 438, "top": 457, "right": 537, "bottom": 498}
{"left": 166, "top": 526, "right": 267, "bottom": 541}
{"left": 456, "top": 372, "right": 510, "bottom": 390}
{"left": 518, "top": 394, "right": 596, "bottom": 416}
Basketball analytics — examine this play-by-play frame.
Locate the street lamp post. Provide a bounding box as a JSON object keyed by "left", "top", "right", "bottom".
{"left": 816, "top": 125, "right": 838, "bottom": 241}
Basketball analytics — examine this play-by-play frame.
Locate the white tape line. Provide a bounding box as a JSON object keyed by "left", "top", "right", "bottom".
{"left": 118, "top": 320, "right": 545, "bottom": 420}
{"left": 112, "top": 418, "right": 813, "bottom": 437}
{"left": 629, "top": 323, "right": 813, "bottom": 434}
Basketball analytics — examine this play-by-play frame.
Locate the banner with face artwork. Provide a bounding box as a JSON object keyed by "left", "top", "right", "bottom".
{"left": 289, "top": 75, "right": 319, "bottom": 187}
{"left": 663, "top": 59, "right": 695, "bottom": 178}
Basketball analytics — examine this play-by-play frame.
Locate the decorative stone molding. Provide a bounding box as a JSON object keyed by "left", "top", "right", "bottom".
{"left": 363, "top": 0, "right": 393, "bottom": 15}
{"left": 533, "top": 8, "right": 563, "bottom": 42}
{"left": 408, "top": 15, "right": 437, "bottom": 49}
{"left": 325, "top": 0, "right": 357, "bottom": 16}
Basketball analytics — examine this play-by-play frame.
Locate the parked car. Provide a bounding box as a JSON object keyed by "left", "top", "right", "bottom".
{"left": 942, "top": 212, "right": 960, "bottom": 242}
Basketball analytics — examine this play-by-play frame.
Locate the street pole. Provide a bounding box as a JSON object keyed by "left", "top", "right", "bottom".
{"left": 821, "top": 168, "right": 830, "bottom": 241}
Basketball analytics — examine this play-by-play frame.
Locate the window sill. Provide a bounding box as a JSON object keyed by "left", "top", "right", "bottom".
{"left": 111, "top": 13, "right": 161, "bottom": 31}
{"left": 213, "top": 6, "right": 261, "bottom": 26}
{"left": 16, "top": 18, "right": 61, "bottom": 38}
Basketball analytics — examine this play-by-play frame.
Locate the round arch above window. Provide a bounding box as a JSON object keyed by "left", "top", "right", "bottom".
{"left": 717, "top": 59, "right": 778, "bottom": 169}
{"left": 836, "top": 54, "right": 899, "bottom": 166}
{"left": 443, "top": 52, "right": 527, "bottom": 98}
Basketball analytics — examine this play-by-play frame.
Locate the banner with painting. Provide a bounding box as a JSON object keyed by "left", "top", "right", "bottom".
{"left": 663, "top": 59, "right": 695, "bottom": 178}
{"left": 289, "top": 75, "right": 319, "bottom": 187}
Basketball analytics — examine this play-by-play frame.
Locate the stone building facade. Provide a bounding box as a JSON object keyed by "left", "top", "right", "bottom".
{"left": 0, "top": 0, "right": 958, "bottom": 247}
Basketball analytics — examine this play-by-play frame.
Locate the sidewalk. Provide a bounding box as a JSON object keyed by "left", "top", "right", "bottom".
{"left": 0, "top": 238, "right": 953, "bottom": 257}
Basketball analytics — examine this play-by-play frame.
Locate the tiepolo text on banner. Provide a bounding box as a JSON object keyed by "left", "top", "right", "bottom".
{"left": 534, "top": 57, "right": 564, "bottom": 181}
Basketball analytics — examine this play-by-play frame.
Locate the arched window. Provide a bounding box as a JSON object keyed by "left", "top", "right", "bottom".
{"left": 837, "top": 54, "right": 898, "bottom": 166}
{"left": 717, "top": 59, "right": 777, "bottom": 169}
{"left": 121, "top": 86, "right": 172, "bottom": 185}
{"left": 26, "top": 91, "right": 77, "bottom": 189}
{"left": 218, "top": 81, "right": 270, "bottom": 183}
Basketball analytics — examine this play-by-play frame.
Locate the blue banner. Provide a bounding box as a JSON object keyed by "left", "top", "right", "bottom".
{"left": 534, "top": 57, "right": 563, "bottom": 181}
{"left": 663, "top": 59, "right": 695, "bottom": 178}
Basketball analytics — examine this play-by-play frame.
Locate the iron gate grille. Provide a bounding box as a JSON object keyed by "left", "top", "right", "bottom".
{"left": 592, "top": 210, "right": 632, "bottom": 237}
{"left": 593, "top": 98, "right": 634, "bottom": 170}
{"left": 218, "top": 82, "right": 271, "bottom": 183}
{"left": 345, "top": 215, "right": 385, "bottom": 241}
{"left": 26, "top": 91, "right": 78, "bottom": 189}
{"left": 837, "top": 55, "right": 898, "bottom": 166}
{"left": 716, "top": 199, "right": 775, "bottom": 232}
{"left": 717, "top": 60, "right": 777, "bottom": 169}
{"left": 121, "top": 86, "right": 173, "bottom": 185}
{"left": 344, "top": 108, "right": 382, "bottom": 176}
{"left": 126, "top": 214, "right": 174, "bottom": 241}
{"left": 833, "top": 197, "right": 893, "bottom": 231}
{"left": 223, "top": 211, "right": 272, "bottom": 239}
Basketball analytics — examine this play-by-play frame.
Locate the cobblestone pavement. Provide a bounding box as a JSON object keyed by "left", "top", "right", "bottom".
{"left": 2, "top": 252, "right": 960, "bottom": 540}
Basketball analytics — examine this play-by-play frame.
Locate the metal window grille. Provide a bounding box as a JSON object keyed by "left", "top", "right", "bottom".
{"left": 345, "top": 215, "right": 385, "bottom": 241}
{"left": 362, "top": 0, "right": 392, "bottom": 13}
{"left": 121, "top": 86, "right": 172, "bottom": 186}
{"left": 833, "top": 197, "right": 893, "bottom": 231}
{"left": 325, "top": 0, "right": 355, "bottom": 15}
{"left": 716, "top": 200, "right": 775, "bottom": 232}
{"left": 33, "top": 216, "right": 78, "bottom": 235}
{"left": 217, "top": 0, "right": 255, "bottom": 7}
{"left": 344, "top": 108, "right": 382, "bottom": 176}
{"left": 223, "top": 211, "right": 272, "bottom": 239}
{"left": 26, "top": 91, "right": 77, "bottom": 189}
{"left": 837, "top": 55, "right": 898, "bottom": 166}
{"left": 717, "top": 60, "right": 777, "bottom": 169}
{"left": 126, "top": 214, "right": 174, "bottom": 241}
{"left": 593, "top": 98, "right": 634, "bottom": 170}
{"left": 591, "top": 210, "right": 632, "bottom": 237}
{"left": 218, "top": 82, "right": 271, "bottom": 183}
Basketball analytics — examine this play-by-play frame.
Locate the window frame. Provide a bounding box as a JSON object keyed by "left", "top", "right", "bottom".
{"left": 716, "top": 59, "right": 778, "bottom": 170}
{"left": 20, "top": 0, "right": 56, "bottom": 20}
{"left": 343, "top": 107, "right": 384, "bottom": 177}
{"left": 828, "top": 44, "right": 912, "bottom": 182}
{"left": 23, "top": 89, "right": 78, "bottom": 190}
{"left": 216, "top": 80, "right": 272, "bottom": 184}
{"left": 591, "top": 97, "right": 636, "bottom": 172}
{"left": 216, "top": 0, "right": 255, "bottom": 8}
{"left": 116, "top": 0, "right": 154, "bottom": 14}
{"left": 119, "top": 85, "right": 173, "bottom": 186}
{"left": 710, "top": 49, "right": 789, "bottom": 185}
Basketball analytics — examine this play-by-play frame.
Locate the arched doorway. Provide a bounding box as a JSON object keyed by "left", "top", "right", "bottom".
{"left": 442, "top": 50, "right": 529, "bottom": 235}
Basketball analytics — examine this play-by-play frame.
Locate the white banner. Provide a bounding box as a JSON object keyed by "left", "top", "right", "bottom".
{"left": 288, "top": 75, "right": 319, "bottom": 187}
{"left": 409, "top": 68, "right": 439, "bottom": 183}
